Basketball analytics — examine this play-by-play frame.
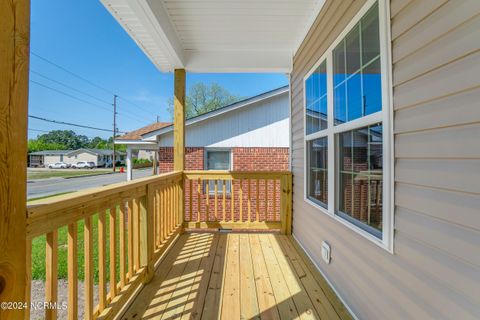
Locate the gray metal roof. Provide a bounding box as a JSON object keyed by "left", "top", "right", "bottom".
{"left": 29, "top": 150, "right": 72, "bottom": 156}
{"left": 29, "top": 149, "right": 125, "bottom": 156}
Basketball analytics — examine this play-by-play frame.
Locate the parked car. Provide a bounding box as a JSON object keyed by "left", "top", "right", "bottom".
{"left": 104, "top": 160, "right": 124, "bottom": 168}
{"left": 72, "top": 161, "right": 95, "bottom": 169}
{"left": 48, "top": 162, "right": 69, "bottom": 169}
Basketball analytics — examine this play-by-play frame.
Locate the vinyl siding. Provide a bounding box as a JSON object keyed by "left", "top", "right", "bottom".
{"left": 290, "top": 1, "right": 480, "bottom": 319}
{"left": 159, "top": 92, "right": 289, "bottom": 147}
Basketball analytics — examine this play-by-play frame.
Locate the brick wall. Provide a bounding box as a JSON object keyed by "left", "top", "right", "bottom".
{"left": 158, "top": 147, "right": 289, "bottom": 223}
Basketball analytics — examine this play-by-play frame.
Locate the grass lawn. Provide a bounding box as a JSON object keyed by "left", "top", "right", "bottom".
{"left": 28, "top": 169, "right": 111, "bottom": 180}
{"left": 31, "top": 208, "right": 125, "bottom": 284}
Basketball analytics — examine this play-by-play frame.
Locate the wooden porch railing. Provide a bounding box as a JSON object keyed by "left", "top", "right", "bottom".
{"left": 26, "top": 171, "right": 183, "bottom": 320}
{"left": 183, "top": 171, "right": 292, "bottom": 234}
{"left": 24, "top": 170, "right": 291, "bottom": 319}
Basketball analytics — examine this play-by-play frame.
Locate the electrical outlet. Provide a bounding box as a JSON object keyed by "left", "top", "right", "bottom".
{"left": 321, "top": 241, "right": 331, "bottom": 264}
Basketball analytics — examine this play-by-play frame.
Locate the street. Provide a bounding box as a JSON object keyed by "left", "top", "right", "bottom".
{"left": 27, "top": 169, "right": 153, "bottom": 200}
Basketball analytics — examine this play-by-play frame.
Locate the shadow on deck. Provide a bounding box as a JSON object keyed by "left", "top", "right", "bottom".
{"left": 120, "top": 232, "right": 352, "bottom": 320}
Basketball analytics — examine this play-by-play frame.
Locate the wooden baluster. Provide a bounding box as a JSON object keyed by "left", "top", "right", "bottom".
{"left": 273, "top": 179, "right": 277, "bottom": 222}
{"left": 247, "top": 179, "right": 251, "bottom": 222}
{"left": 214, "top": 180, "right": 218, "bottom": 221}
{"left": 206, "top": 179, "right": 210, "bottom": 221}
{"left": 161, "top": 187, "right": 165, "bottom": 242}
{"left": 167, "top": 184, "right": 172, "bottom": 233}
{"left": 156, "top": 190, "right": 161, "bottom": 247}
{"left": 119, "top": 202, "right": 126, "bottom": 287}
{"left": 98, "top": 211, "right": 107, "bottom": 312}
{"left": 109, "top": 206, "right": 117, "bottom": 299}
{"left": 127, "top": 200, "right": 134, "bottom": 279}
{"left": 222, "top": 180, "right": 226, "bottom": 221}
{"left": 264, "top": 179, "right": 268, "bottom": 221}
{"left": 231, "top": 179, "right": 235, "bottom": 222}
{"left": 256, "top": 179, "right": 260, "bottom": 222}
{"left": 84, "top": 216, "right": 94, "bottom": 320}
{"left": 189, "top": 179, "right": 193, "bottom": 221}
{"left": 197, "top": 178, "right": 201, "bottom": 222}
{"left": 45, "top": 230, "right": 58, "bottom": 320}
{"left": 133, "top": 199, "right": 140, "bottom": 272}
{"left": 239, "top": 179, "right": 243, "bottom": 222}
{"left": 68, "top": 223, "right": 78, "bottom": 320}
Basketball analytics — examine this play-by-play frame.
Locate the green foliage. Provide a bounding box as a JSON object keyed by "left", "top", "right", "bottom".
{"left": 168, "top": 82, "right": 243, "bottom": 119}
{"left": 133, "top": 158, "right": 152, "bottom": 165}
{"left": 27, "top": 130, "right": 126, "bottom": 152}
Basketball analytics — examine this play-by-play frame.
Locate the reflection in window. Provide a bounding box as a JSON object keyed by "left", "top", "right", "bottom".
{"left": 307, "top": 137, "right": 328, "bottom": 207}
{"left": 305, "top": 61, "right": 327, "bottom": 134}
{"left": 333, "top": 4, "right": 381, "bottom": 125}
{"left": 337, "top": 124, "right": 383, "bottom": 237}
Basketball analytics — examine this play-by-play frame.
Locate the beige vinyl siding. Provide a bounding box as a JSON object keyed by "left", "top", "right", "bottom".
{"left": 290, "top": 1, "right": 480, "bottom": 319}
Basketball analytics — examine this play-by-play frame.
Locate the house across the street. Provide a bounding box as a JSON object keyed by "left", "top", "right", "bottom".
{"left": 28, "top": 148, "right": 126, "bottom": 168}
{"left": 115, "top": 86, "right": 290, "bottom": 180}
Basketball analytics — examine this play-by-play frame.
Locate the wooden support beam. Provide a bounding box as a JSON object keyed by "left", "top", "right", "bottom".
{"left": 173, "top": 69, "right": 185, "bottom": 226}
{"left": 0, "top": 1, "right": 30, "bottom": 319}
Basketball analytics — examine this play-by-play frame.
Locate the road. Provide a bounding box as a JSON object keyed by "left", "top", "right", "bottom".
{"left": 27, "top": 169, "right": 153, "bottom": 200}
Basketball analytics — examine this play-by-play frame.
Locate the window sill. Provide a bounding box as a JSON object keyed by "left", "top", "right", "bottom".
{"left": 303, "top": 196, "right": 393, "bottom": 254}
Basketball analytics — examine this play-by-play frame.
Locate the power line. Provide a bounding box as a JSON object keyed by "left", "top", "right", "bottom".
{"left": 30, "top": 80, "right": 112, "bottom": 113}
{"left": 31, "top": 51, "right": 115, "bottom": 95}
{"left": 30, "top": 79, "right": 151, "bottom": 125}
{"left": 28, "top": 128, "right": 50, "bottom": 133}
{"left": 29, "top": 114, "right": 126, "bottom": 134}
{"left": 31, "top": 52, "right": 158, "bottom": 117}
{"left": 30, "top": 70, "right": 112, "bottom": 105}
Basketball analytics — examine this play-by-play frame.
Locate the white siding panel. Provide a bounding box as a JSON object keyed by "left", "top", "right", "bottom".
{"left": 291, "top": 1, "right": 480, "bottom": 319}
{"left": 159, "top": 92, "right": 289, "bottom": 147}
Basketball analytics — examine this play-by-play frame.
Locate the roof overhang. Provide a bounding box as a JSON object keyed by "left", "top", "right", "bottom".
{"left": 100, "top": 0, "right": 326, "bottom": 73}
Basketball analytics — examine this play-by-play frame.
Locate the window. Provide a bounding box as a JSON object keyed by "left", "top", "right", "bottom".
{"left": 304, "top": 0, "right": 392, "bottom": 251}
{"left": 205, "top": 149, "right": 231, "bottom": 193}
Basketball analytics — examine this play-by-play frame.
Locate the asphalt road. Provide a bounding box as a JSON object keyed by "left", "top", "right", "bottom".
{"left": 27, "top": 169, "right": 153, "bottom": 200}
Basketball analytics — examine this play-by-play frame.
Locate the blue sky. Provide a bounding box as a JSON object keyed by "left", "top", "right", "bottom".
{"left": 28, "top": 0, "right": 288, "bottom": 140}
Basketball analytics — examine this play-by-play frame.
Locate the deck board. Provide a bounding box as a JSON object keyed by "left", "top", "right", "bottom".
{"left": 121, "top": 233, "right": 351, "bottom": 320}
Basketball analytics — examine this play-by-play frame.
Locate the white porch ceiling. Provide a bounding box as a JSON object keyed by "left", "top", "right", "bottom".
{"left": 100, "top": 0, "right": 325, "bottom": 73}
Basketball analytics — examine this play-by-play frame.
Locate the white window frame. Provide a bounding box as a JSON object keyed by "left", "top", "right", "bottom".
{"left": 302, "top": 0, "right": 394, "bottom": 253}
{"left": 204, "top": 148, "right": 232, "bottom": 195}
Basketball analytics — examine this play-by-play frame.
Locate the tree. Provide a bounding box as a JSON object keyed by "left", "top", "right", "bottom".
{"left": 27, "top": 130, "right": 122, "bottom": 152}
{"left": 168, "top": 82, "right": 242, "bottom": 119}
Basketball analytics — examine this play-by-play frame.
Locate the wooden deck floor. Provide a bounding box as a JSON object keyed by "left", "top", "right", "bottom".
{"left": 121, "top": 232, "right": 351, "bottom": 320}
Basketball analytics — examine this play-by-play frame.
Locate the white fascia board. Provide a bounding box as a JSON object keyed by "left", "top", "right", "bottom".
{"left": 184, "top": 50, "right": 292, "bottom": 73}
{"left": 100, "top": 0, "right": 184, "bottom": 72}
{"left": 114, "top": 140, "right": 158, "bottom": 145}
{"left": 293, "top": 0, "right": 326, "bottom": 56}
{"left": 141, "top": 87, "right": 289, "bottom": 140}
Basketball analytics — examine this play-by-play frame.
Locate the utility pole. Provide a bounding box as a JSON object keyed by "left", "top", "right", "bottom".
{"left": 112, "top": 94, "right": 117, "bottom": 173}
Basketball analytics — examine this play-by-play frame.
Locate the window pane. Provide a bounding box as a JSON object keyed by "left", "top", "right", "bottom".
{"left": 361, "top": 4, "right": 380, "bottom": 64}
{"left": 207, "top": 151, "right": 230, "bottom": 170}
{"left": 363, "top": 57, "right": 382, "bottom": 115}
{"left": 305, "top": 61, "right": 327, "bottom": 134}
{"left": 334, "top": 83, "right": 347, "bottom": 125}
{"left": 345, "top": 25, "right": 361, "bottom": 74}
{"left": 334, "top": 2, "right": 381, "bottom": 125}
{"left": 333, "top": 41, "right": 346, "bottom": 87}
{"left": 307, "top": 137, "right": 328, "bottom": 207}
{"left": 346, "top": 73, "right": 362, "bottom": 121}
{"left": 337, "top": 124, "right": 383, "bottom": 237}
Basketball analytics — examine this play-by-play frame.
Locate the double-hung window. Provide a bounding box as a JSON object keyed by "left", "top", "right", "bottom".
{"left": 304, "top": 0, "right": 393, "bottom": 251}
{"left": 205, "top": 149, "right": 232, "bottom": 194}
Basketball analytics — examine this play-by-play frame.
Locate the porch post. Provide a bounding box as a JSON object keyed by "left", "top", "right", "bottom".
{"left": 173, "top": 69, "right": 185, "bottom": 225}
{"left": 126, "top": 147, "right": 133, "bottom": 181}
{"left": 0, "top": 1, "right": 30, "bottom": 319}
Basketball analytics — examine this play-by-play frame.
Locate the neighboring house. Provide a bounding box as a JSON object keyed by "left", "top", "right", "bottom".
{"left": 115, "top": 86, "right": 290, "bottom": 180}
{"left": 28, "top": 150, "right": 72, "bottom": 167}
{"left": 28, "top": 148, "right": 126, "bottom": 167}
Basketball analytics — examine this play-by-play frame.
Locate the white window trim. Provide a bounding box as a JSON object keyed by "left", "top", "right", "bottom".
{"left": 302, "top": 0, "right": 394, "bottom": 253}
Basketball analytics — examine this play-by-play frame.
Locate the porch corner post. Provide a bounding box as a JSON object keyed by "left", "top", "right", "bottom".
{"left": 126, "top": 147, "right": 132, "bottom": 181}
{"left": 0, "top": 1, "right": 30, "bottom": 319}
{"left": 173, "top": 69, "right": 186, "bottom": 226}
